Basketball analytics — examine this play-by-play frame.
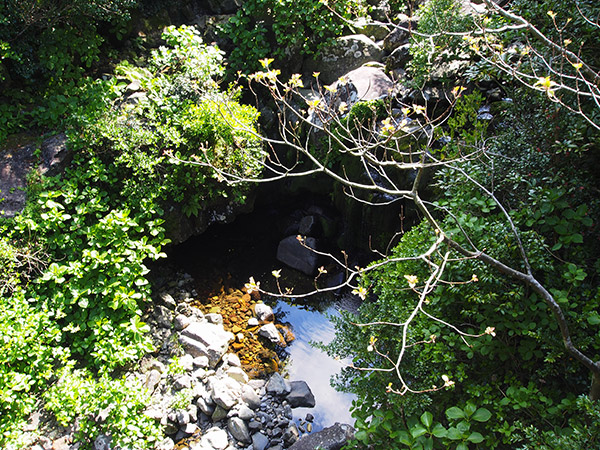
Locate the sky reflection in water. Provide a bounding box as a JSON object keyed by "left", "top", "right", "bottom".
{"left": 273, "top": 302, "right": 355, "bottom": 431}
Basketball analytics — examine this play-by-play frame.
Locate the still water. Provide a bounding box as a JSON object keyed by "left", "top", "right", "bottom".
{"left": 169, "top": 206, "right": 357, "bottom": 431}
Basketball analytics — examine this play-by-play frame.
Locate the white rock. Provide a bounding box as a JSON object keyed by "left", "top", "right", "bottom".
{"left": 258, "top": 323, "right": 284, "bottom": 345}
{"left": 254, "top": 303, "right": 274, "bottom": 322}
{"left": 226, "top": 366, "right": 248, "bottom": 384}
{"left": 179, "top": 354, "right": 195, "bottom": 372}
{"left": 247, "top": 317, "right": 259, "bottom": 327}
{"left": 211, "top": 377, "right": 242, "bottom": 410}
{"left": 197, "top": 427, "right": 229, "bottom": 450}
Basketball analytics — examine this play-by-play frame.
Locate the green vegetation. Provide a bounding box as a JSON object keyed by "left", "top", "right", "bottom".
{"left": 221, "top": 0, "right": 366, "bottom": 73}
{"left": 0, "top": 22, "right": 261, "bottom": 448}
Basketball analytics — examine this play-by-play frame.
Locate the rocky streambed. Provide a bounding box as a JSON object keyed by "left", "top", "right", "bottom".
{"left": 137, "top": 272, "right": 354, "bottom": 450}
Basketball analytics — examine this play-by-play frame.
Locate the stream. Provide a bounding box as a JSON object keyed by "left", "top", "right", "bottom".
{"left": 168, "top": 201, "right": 358, "bottom": 432}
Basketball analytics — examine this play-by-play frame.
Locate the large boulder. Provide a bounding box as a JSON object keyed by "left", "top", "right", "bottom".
{"left": 303, "top": 35, "right": 384, "bottom": 84}
{"left": 288, "top": 423, "right": 355, "bottom": 450}
{"left": 180, "top": 321, "right": 234, "bottom": 367}
{"left": 286, "top": 381, "right": 316, "bottom": 408}
{"left": 276, "top": 236, "right": 320, "bottom": 276}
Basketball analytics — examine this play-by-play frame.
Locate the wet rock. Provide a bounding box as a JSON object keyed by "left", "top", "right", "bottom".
{"left": 276, "top": 236, "right": 321, "bottom": 276}
{"left": 286, "top": 381, "right": 316, "bottom": 408}
{"left": 288, "top": 423, "right": 355, "bottom": 450}
{"left": 251, "top": 432, "right": 270, "bottom": 450}
{"left": 266, "top": 373, "right": 291, "bottom": 396}
{"left": 228, "top": 416, "right": 251, "bottom": 443}
{"left": 258, "top": 323, "right": 285, "bottom": 345}
{"left": 283, "top": 423, "right": 300, "bottom": 446}
{"left": 254, "top": 303, "right": 275, "bottom": 323}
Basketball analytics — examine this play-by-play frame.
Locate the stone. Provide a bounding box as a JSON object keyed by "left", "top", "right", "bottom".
{"left": 282, "top": 423, "right": 300, "bottom": 446}
{"left": 266, "top": 373, "right": 291, "bottom": 396}
{"left": 241, "top": 384, "right": 261, "bottom": 409}
{"left": 197, "top": 427, "right": 229, "bottom": 450}
{"left": 226, "top": 366, "right": 248, "bottom": 384}
{"left": 212, "top": 405, "right": 228, "bottom": 421}
{"left": 211, "top": 377, "right": 242, "bottom": 410}
{"left": 196, "top": 427, "right": 228, "bottom": 450}
{"left": 179, "top": 354, "right": 195, "bottom": 371}
{"left": 385, "top": 43, "right": 412, "bottom": 72}
{"left": 180, "top": 322, "right": 234, "bottom": 367}
{"left": 303, "top": 35, "right": 384, "bottom": 85}
{"left": 286, "top": 381, "right": 316, "bottom": 408}
{"left": 298, "top": 215, "right": 321, "bottom": 237}
{"left": 354, "top": 17, "right": 391, "bottom": 41}
{"left": 247, "top": 317, "right": 259, "bottom": 327}
{"left": 223, "top": 353, "right": 241, "bottom": 367}
{"left": 193, "top": 355, "right": 210, "bottom": 368}
{"left": 154, "top": 305, "right": 173, "bottom": 328}
{"left": 159, "top": 292, "right": 177, "bottom": 310}
{"left": 176, "top": 410, "right": 190, "bottom": 426}
{"left": 254, "top": 303, "right": 274, "bottom": 323}
{"left": 197, "top": 396, "right": 216, "bottom": 416}
{"left": 288, "top": 423, "right": 355, "bottom": 450}
{"left": 144, "top": 369, "right": 162, "bottom": 392}
{"left": 173, "top": 374, "right": 192, "bottom": 391}
{"left": 228, "top": 417, "right": 251, "bottom": 443}
{"left": 179, "top": 423, "right": 198, "bottom": 438}
{"left": 251, "top": 432, "right": 270, "bottom": 450}
{"left": 276, "top": 236, "right": 321, "bottom": 276}
{"left": 234, "top": 403, "right": 255, "bottom": 421}
{"left": 205, "top": 313, "right": 223, "bottom": 325}
{"left": 174, "top": 313, "right": 191, "bottom": 330}
{"left": 93, "top": 435, "right": 111, "bottom": 450}
{"left": 258, "top": 323, "right": 285, "bottom": 345}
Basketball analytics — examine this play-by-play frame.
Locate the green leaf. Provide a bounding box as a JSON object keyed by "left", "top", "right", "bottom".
{"left": 587, "top": 313, "right": 600, "bottom": 325}
{"left": 411, "top": 424, "right": 428, "bottom": 438}
{"left": 472, "top": 408, "right": 492, "bottom": 422}
{"left": 456, "top": 443, "right": 469, "bottom": 450}
{"left": 467, "top": 432, "right": 484, "bottom": 443}
{"left": 420, "top": 411, "right": 433, "bottom": 428}
{"left": 446, "top": 406, "right": 465, "bottom": 420}
{"left": 432, "top": 423, "right": 448, "bottom": 438}
{"left": 447, "top": 427, "right": 464, "bottom": 440}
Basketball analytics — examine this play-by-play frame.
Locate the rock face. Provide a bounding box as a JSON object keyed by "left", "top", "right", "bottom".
{"left": 288, "top": 423, "right": 355, "bottom": 450}
{"left": 303, "top": 35, "right": 384, "bottom": 84}
{"left": 0, "top": 133, "right": 73, "bottom": 217}
{"left": 276, "top": 236, "right": 320, "bottom": 275}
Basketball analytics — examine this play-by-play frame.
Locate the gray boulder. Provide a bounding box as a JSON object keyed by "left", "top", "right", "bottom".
{"left": 276, "top": 236, "right": 320, "bottom": 276}
{"left": 303, "top": 35, "right": 383, "bottom": 84}
{"left": 266, "top": 372, "right": 291, "bottom": 396}
{"left": 288, "top": 423, "right": 355, "bottom": 450}
{"left": 228, "top": 417, "right": 251, "bottom": 443}
{"left": 252, "top": 432, "right": 270, "bottom": 450}
{"left": 286, "top": 381, "right": 316, "bottom": 408}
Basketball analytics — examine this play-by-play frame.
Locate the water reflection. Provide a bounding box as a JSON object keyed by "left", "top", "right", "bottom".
{"left": 274, "top": 302, "right": 355, "bottom": 431}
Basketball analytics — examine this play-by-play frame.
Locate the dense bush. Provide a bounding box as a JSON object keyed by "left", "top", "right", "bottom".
{"left": 220, "top": 0, "right": 366, "bottom": 73}
{"left": 322, "top": 93, "right": 600, "bottom": 449}
{"left": 0, "top": 24, "right": 262, "bottom": 448}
